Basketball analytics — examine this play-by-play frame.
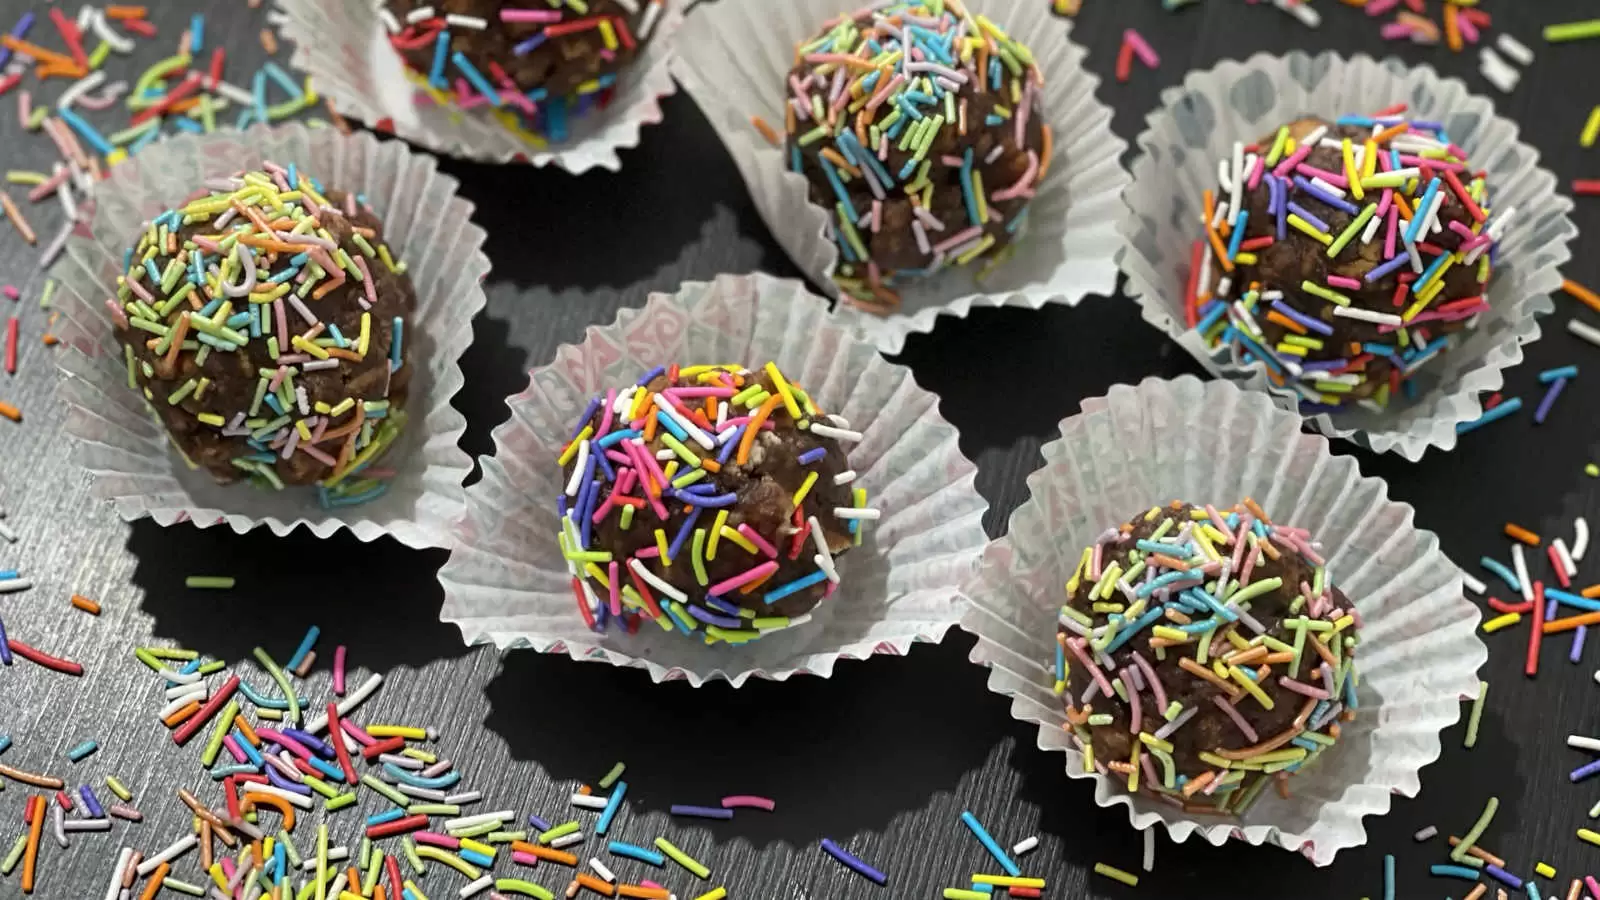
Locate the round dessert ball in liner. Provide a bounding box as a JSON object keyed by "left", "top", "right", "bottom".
{"left": 1118, "top": 52, "right": 1575, "bottom": 461}
{"left": 959, "top": 376, "right": 1485, "bottom": 864}
{"left": 669, "top": 0, "right": 1129, "bottom": 354}
{"left": 437, "top": 273, "right": 988, "bottom": 685}
{"left": 50, "top": 124, "right": 483, "bottom": 548}
{"left": 270, "top": 0, "right": 683, "bottom": 172}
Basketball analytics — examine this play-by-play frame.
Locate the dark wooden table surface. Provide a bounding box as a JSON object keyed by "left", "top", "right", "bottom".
{"left": 3, "top": 1, "right": 1600, "bottom": 898}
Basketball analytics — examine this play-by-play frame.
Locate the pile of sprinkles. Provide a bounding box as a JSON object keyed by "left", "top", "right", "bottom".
{"left": 1190, "top": 110, "right": 1505, "bottom": 413}
{"left": 755, "top": 0, "right": 1050, "bottom": 312}
{"left": 1056, "top": 500, "right": 1359, "bottom": 815}
{"left": 111, "top": 164, "right": 412, "bottom": 506}
{"left": 379, "top": 0, "right": 667, "bottom": 147}
{"left": 557, "top": 363, "right": 872, "bottom": 644}
{"left": 0, "top": 3, "right": 333, "bottom": 273}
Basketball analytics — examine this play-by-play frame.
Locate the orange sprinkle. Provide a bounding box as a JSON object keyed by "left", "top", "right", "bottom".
{"left": 1206, "top": 225, "right": 1234, "bottom": 274}
{"left": 750, "top": 115, "right": 780, "bottom": 147}
{"left": 21, "top": 795, "right": 44, "bottom": 893}
{"left": 1446, "top": 836, "right": 1506, "bottom": 867}
{"left": 1037, "top": 124, "right": 1054, "bottom": 181}
{"left": 1504, "top": 523, "right": 1540, "bottom": 546}
{"left": 162, "top": 700, "right": 201, "bottom": 727}
{"left": 0, "top": 401, "right": 19, "bottom": 422}
{"left": 576, "top": 873, "right": 616, "bottom": 896}
{"left": 104, "top": 5, "right": 147, "bottom": 18}
{"left": 1265, "top": 310, "right": 1307, "bottom": 335}
{"left": 1581, "top": 584, "right": 1600, "bottom": 599}
{"left": 69, "top": 594, "right": 99, "bottom": 615}
{"left": 1464, "top": 883, "right": 1488, "bottom": 900}
{"left": 260, "top": 28, "right": 277, "bottom": 54}
{"left": 1177, "top": 656, "right": 1242, "bottom": 698}
{"left": 578, "top": 784, "right": 592, "bottom": 796}
{"left": 0, "top": 35, "right": 76, "bottom": 68}
{"left": 1543, "top": 610, "right": 1600, "bottom": 634}
{"left": 1372, "top": 122, "right": 1410, "bottom": 145}
{"left": 138, "top": 862, "right": 169, "bottom": 900}
{"left": 1, "top": 195, "right": 36, "bottom": 245}
{"left": 510, "top": 842, "right": 578, "bottom": 866}
{"left": 616, "top": 886, "right": 671, "bottom": 900}
{"left": 737, "top": 395, "right": 783, "bottom": 465}
{"left": 1562, "top": 279, "right": 1600, "bottom": 315}
{"left": 1243, "top": 497, "right": 1273, "bottom": 524}
{"left": 234, "top": 715, "right": 260, "bottom": 746}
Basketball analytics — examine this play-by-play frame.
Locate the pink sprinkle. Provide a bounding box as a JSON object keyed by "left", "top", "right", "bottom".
{"left": 736, "top": 523, "right": 779, "bottom": 559}
{"left": 1366, "top": 0, "right": 1401, "bottom": 13}
{"left": 721, "top": 795, "right": 777, "bottom": 811}
{"left": 707, "top": 560, "right": 779, "bottom": 596}
{"left": 341, "top": 718, "right": 376, "bottom": 746}
{"left": 1327, "top": 275, "right": 1362, "bottom": 290}
{"left": 255, "top": 728, "right": 314, "bottom": 761}
{"left": 222, "top": 734, "right": 248, "bottom": 764}
{"left": 414, "top": 831, "right": 461, "bottom": 849}
{"left": 1380, "top": 22, "right": 1415, "bottom": 41}
{"left": 332, "top": 645, "right": 347, "bottom": 696}
{"left": 1122, "top": 28, "right": 1159, "bottom": 68}
{"left": 2, "top": 286, "right": 17, "bottom": 301}
{"left": 1212, "top": 695, "right": 1259, "bottom": 742}
{"left": 641, "top": 882, "right": 666, "bottom": 891}
{"left": 500, "top": 8, "right": 561, "bottom": 21}
{"left": 104, "top": 299, "right": 128, "bottom": 328}
{"left": 511, "top": 851, "right": 540, "bottom": 866}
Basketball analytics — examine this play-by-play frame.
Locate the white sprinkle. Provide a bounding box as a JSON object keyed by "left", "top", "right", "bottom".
{"left": 1361, "top": 210, "right": 1384, "bottom": 244}
{"left": 1142, "top": 828, "right": 1155, "bottom": 872}
{"left": 1274, "top": 0, "right": 1320, "bottom": 27}
{"left": 809, "top": 515, "right": 838, "bottom": 583}
{"left": 1555, "top": 538, "right": 1578, "bottom": 579}
{"left": 1012, "top": 836, "right": 1038, "bottom": 856}
{"left": 564, "top": 441, "right": 590, "bottom": 497}
{"left": 443, "top": 791, "right": 482, "bottom": 806}
{"left": 300, "top": 848, "right": 349, "bottom": 869}
{"left": 615, "top": 0, "right": 640, "bottom": 13}
{"left": 212, "top": 79, "right": 256, "bottom": 107}
{"left": 458, "top": 875, "right": 493, "bottom": 898}
{"left": 571, "top": 794, "right": 609, "bottom": 810}
{"left": 808, "top": 423, "right": 863, "bottom": 442}
{"left": 629, "top": 557, "right": 688, "bottom": 603}
{"left": 405, "top": 6, "right": 436, "bottom": 24}
{"left": 1228, "top": 142, "right": 1243, "bottom": 219}
{"left": 137, "top": 834, "right": 198, "bottom": 875}
{"left": 1511, "top": 543, "right": 1534, "bottom": 603}
{"left": 62, "top": 818, "right": 112, "bottom": 832}
{"left": 1332, "top": 306, "right": 1402, "bottom": 327}
{"left": 653, "top": 394, "right": 714, "bottom": 449}
{"left": 304, "top": 672, "right": 383, "bottom": 734}
{"left": 444, "top": 14, "right": 487, "bottom": 29}
{"left": 654, "top": 448, "right": 676, "bottom": 461}
{"left": 445, "top": 811, "right": 515, "bottom": 832}
{"left": 1568, "top": 735, "right": 1600, "bottom": 753}
{"left": 1497, "top": 33, "right": 1535, "bottom": 66}
{"left": 1301, "top": 125, "right": 1329, "bottom": 148}
{"left": 378, "top": 9, "right": 401, "bottom": 33}
{"left": 1462, "top": 572, "right": 1486, "bottom": 595}
{"left": 551, "top": 832, "right": 586, "bottom": 850}
{"left": 1569, "top": 319, "right": 1600, "bottom": 350}
{"left": 1479, "top": 47, "right": 1519, "bottom": 94}
{"left": 242, "top": 781, "right": 315, "bottom": 809}
{"left": 590, "top": 859, "right": 616, "bottom": 883}
{"left": 105, "top": 847, "right": 133, "bottom": 900}
{"left": 1414, "top": 825, "right": 1438, "bottom": 841}
{"left": 1215, "top": 275, "right": 1233, "bottom": 299}
{"left": 832, "top": 470, "right": 857, "bottom": 485}
{"left": 397, "top": 783, "right": 446, "bottom": 802}
{"left": 1209, "top": 199, "right": 1230, "bottom": 230}
{"left": 832, "top": 507, "right": 880, "bottom": 521}
{"left": 1309, "top": 176, "right": 1346, "bottom": 199}
{"left": 638, "top": 1, "right": 662, "bottom": 41}
{"left": 1576, "top": 518, "right": 1591, "bottom": 563}
{"left": 157, "top": 692, "right": 204, "bottom": 720}
{"left": 56, "top": 69, "right": 105, "bottom": 110}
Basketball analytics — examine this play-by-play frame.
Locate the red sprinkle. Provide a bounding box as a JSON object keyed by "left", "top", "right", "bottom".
{"left": 325, "top": 702, "right": 359, "bottom": 785}
{"left": 1575, "top": 180, "right": 1600, "bottom": 196}
{"left": 1487, "top": 596, "right": 1533, "bottom": 615}
{"left": 7, "top": 638, "right": 85, "bottom": 676}
{"left": 5, "top": 317, "right": 17, "bottom": 374}
{"left": 172, "top": 675, "right": 240, "bottom": 745}
{"left": 1528, "top": 580, "right": 1545, "bottom": 678}
{"left": 1183, "top": 239, "right": 1203, "bottom": 328}
{"left": 361, "top": 736, "right": 406, "bottom": 761}
{"left": 366, "top": 814, "right": 429, "bottom": 839}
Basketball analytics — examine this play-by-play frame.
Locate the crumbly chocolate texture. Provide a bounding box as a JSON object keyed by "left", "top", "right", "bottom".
{"left": 1058, "top": 501, "right": 1357, "bottom": 814}
{"left": 116, "top": 188, "right": 414, "bottom": 487}
{"left": 782, "top": 3, "right": 1049, "bottom": 310}
{"left": 384, "top": 0, "right": 652, "bottom": 102}
{"left": 566, "top": 369, "right": 856, "bottom": 623}
{"left": 1205, "top": 116, "right": 1491, "bottom": 402}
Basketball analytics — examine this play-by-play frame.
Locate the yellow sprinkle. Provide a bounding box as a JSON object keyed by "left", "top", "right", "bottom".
{"left": 793, "top": 471, "right": 819, "bottom": 506}
{"left": 1094, "top": 863, "right": 1138, "bottom": 887}
{"left": 972, "top": 875, "right": 1046, "bottom": 889}
{"left": 706, "top": 509, "right": 729, "bottom": 560}
{"left": 1481, "top": 612, "right": 1521, "bottom": 633}
{"left": 1229, "top": 665, "right": 1275, "bottom": 710}
{"left": 653, "top": 529, "right": 671, "bottom": 566}
{"left": 1579, "top": 828, "right": 1600, "bottom": 847}
{"left": 719, "top": 526, "right": 758, "bottom": 555}
{"left": 557, "top": 426, "right": 591, "bottom": 466}
{"left": 764, "top": 362, "right": 801, "bottom": 420}
{"left": 1536, "top": 863, "right": 1557, "bottom": 879}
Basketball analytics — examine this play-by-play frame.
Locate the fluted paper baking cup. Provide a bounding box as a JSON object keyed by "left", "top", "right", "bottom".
{"left": 669, "top": 0, "right": 1128, "bottom": 354}
{"left": 51, "top": 124, "right": 482, "bottom": 548}
{"left": 437, "top": 272, "right": 987, "bottom": 685}
{"left": 1119, "top": 52, "right": 1576, "bottom": 461}
{"left": 960, "top": 376, "right": 1484, "bottom": 865}
{"left": 270, "top": 0, "right": 682, "bottom": 172}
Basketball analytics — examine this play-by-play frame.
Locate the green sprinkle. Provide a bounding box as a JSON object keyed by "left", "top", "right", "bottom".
{"left": 186, "top": 576, "right": 235, "bottom": 589}
{"left": 1464, "top": 681, "right": 1488, "bottom": 749}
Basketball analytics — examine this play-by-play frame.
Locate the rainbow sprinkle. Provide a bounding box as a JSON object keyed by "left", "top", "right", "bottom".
{"left": 112, "top": 164, "right": 410, "bottom": 507}
{"left": 774, "top": 1, "right": 1049, "bottom": 312}
{"left": 558, "top": 363, "right": 872, "bottom": 644}
{"left": 1056, "top": 500, "right": 1359, "bottom": 815}
{"left": 382, "top": 0, "right": 666, "bottom": 146}
{"left": 1190, "top": 110, "right": 1501, "bottom": 413}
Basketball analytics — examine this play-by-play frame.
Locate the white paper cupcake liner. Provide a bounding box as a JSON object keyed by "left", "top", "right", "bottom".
{"left": 1118, "top": 52, "right": 1576, "bottom": 461}
{"left": 270, "top": 0, "right": 683, "bottom": 172}
{"left": 668, "top": 0, "right": 1129, "bottom": 354}
{"left": 437, "top": 272, "right": 987, "bottom": 686}
{"left": 51, "top": 123, "right": 483, "bottom": 548}
{"left": 960, "top": 375, "right": 1485, "bottom": 865}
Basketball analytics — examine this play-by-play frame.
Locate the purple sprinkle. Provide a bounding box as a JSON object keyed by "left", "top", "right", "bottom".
{"left": 78, "top": 785, "right": 104, "bottom": 818}
{"left": 1269, "top": 299, "right": 1335, "bottom": 336}
{"left": 676, "top": 491, "right": 739, "bottom": 508}
{"left": 283, "top": 729, "right": 334, "bottom": 758}
{"left": 1534, "top": 377, "right": 1567, "bottom": 425}
{"left": 798, "top": 447, "right": 827, "bottom": 465}
{"left": 704, "top": 596, "right": 742, "bottom": 617}
{"left": 0, "top": 615, "right": 11, "bottom": 665}
{"left": 1484, "top": 865, "right": 1523, "bottom": 889}
{"left": 635, "top": 366, "right": 665, "bottom": 387}
{"left": 266, "top": 765, "right": 313, "bottom": 795}
{"left": 1365, "top": 253, "right": 1411, "bottom": 283}
{"left": 1573, "top": 626, "right": 1587, "bottom": 664}
{"left": 685, "top": 605, "right": 743, "bottom": 629}
{"left": 820, "top": 838, "right": 887, "bottom": 885}
{"left": 666, "top": 506, "right": 702, "bottom": 561}
{"left": 670, "top": 805, "right": 735, "bottom": 820}
{"left": 0, "top": 12, "right": 34, "bottom": 69}
{"left": 1298, "top": 358, "right": 1351, "bottom": 373}
{"left": 1286, "top": 203, "right": 1330, "bottom": 233}
{"left": 1570, "top": 758, "right": 1600, "bottom": 782}
{"left": 512, "top": 33, "right": 547, "bottom": 56}
{"left": 568, "top": 397, "right": 601, "bottom": 441}
{"left": 529, "top": 814, "right": 552, "bottom": 832}
{"left": 1292, "top": 176, "right": 1360, "bottom": 215}
{"left": 1273, "top": 178, "right": 1287, "bottom": 240}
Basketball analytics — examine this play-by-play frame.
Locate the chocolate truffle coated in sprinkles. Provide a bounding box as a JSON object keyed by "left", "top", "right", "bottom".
{"left": 782, "top": 1, "right": 1050, "bottom": 312}
{"left": 381, "top": 0, "right": 666, "bottom": 143}
{"left": 1056, "top": 501, "right": 1359, "bottom": 816}
{"left": 110, "top": 164, "right": 415, "bottom": 508}
{"left": 1191, "top": 112, "right": 1501, "bottom": 412}
{"left": 558, "top": 363, "right": 872, "bottom": 644}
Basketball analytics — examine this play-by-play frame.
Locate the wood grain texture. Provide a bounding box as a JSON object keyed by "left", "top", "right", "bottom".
{"left": 2, "top": 1, "right": 1599, "bottom": 898}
